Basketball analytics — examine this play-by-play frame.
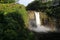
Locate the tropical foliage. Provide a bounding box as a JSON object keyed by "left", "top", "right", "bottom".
{"left": 26, "top": 1, "right": 46, "bottom": 11}
{"left": 0, "top": 4, "right": 35, "bottom": 40}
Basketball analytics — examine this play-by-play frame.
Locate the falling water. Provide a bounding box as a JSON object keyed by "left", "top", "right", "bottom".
{"left": 28, "top": 11, "right": 56, "bottom": 33}
{"left": 35, "top": 12, "right": 41, "bottom": 27}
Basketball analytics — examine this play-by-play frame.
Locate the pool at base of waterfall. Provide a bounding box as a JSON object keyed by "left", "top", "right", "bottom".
{"left": 28, "top": 25, "right": 56, "bottom": 33}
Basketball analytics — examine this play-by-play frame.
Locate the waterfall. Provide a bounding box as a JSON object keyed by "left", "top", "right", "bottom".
{"left": 35, "top": 12, "right": 41, "bottom": 27}
{"left": 28, "top": 11, "right": 56, "bottom": 33}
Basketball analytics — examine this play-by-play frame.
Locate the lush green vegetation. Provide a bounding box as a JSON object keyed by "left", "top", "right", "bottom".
{"left": 0, "top": 4, "right": 29, "bottom": 26}
{"left": 0, "top": 0, "right": 36, "bottom": 40}
{"left": 0, "top": 4, "right": 35, "bottom": 40}
{"left": 26, "top": 1, "right": 46, "bottom": 11}
{"left": 0, "top": 0, "right": 18, "bottom": 3}
{"left": 26, "top": 1, "right": 53, "bottom": 11}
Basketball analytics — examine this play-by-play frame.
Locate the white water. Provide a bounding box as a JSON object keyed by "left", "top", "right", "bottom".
{"left": 35, "top": 12, "right": 41, "bottom": 26}
{"left": 28, "top": 11, "right": 56, "bottom": 33}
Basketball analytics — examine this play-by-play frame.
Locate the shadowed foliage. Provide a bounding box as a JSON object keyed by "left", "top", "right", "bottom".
{"left": 0, "top": 4, "right": 36, "bottom": 40}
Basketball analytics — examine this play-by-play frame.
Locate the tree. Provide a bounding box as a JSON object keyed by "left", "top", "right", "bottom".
{"left": 26, "top": 1, "right": 48, "bottom": 11}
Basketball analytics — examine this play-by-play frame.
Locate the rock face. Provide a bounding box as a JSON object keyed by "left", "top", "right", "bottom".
{"left": 28, "top": 11, "right": 35, "bottom": 20}
{"left": 28, "top": 10, "right": 56, "bottom": 29}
